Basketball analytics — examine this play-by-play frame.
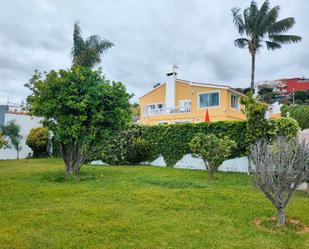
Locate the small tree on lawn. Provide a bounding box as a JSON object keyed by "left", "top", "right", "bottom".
{"left": 25, "top": 66, "right": 131, "bottom": 175}
{"left": 189, "top": 133, "right": 236, "bottom": 178}
{"left": 26, "top": 127, "right": 49, "bottom": 157}
{"left": 250, "top": 137, "right": 309, "bottom": 226}
{"left": 2, "top": 121, "right": 22, "bottom": 159}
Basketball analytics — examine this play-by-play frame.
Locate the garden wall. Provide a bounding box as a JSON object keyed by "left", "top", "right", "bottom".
{"left": 142, "top": 154, "right": 249, "bottom": 172}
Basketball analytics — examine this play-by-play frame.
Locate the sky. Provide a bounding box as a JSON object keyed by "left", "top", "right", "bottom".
{"left": 0, "top": 0, "right": 308, "bottom": 104}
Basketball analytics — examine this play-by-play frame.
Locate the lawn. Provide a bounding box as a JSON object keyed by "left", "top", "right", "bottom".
{"left": 0, "top": 159, "right": 308, "bottom": 249}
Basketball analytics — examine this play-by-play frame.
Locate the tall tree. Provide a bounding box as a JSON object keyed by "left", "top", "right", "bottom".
{"left": 231, "top": 0, "right": 301, "bottom": 92}
{"left": 2, "top": 121, "right": 22, "bottom": 159}
{"left": 26, "top": 67, "right": 131, "bottom": 175}
{"left": 71, "top": 22, "right": 114, "bottom": 68}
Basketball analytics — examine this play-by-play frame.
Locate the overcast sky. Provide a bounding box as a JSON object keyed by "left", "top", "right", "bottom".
{"left": 0, "top": 0, "right": 308, "bottom": 104}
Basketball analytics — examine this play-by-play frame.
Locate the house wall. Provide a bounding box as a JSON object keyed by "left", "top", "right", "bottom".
{"left": 140, "top": 80, "right": 246, "bottom": 124}
{"left": 0, "top": 113, "right": 42, "bottom": 159}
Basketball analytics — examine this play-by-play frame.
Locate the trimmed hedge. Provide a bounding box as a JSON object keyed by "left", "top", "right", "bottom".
{"left": 99, "top": 118, "right": 299, "bottom": 167}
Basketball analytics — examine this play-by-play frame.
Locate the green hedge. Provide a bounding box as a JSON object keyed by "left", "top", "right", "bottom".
{"left": 99, "top": 118, "right": 299, "bottom": 167}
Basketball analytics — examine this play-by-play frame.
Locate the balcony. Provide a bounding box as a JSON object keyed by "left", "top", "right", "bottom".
{"left": 145, "top": 106, "right": 191, "bottom": 117}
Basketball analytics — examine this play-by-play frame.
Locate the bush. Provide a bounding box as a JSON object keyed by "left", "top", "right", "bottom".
{"left": 281, "top": 104, "right": 309, "bottom": 130}
{"left": 99, "top": 118, "right": 298, "bottom": 167}
{"left": 189, "top": 133, "right": 236, "bottom": 177}
{"left": 0, "top": 132, "right": 7, "bottom": 149}
{"left": 26, "top": 127, "right": 49, "bottom": 157}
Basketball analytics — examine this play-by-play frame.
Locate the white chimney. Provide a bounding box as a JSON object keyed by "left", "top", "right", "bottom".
{"left": 165, "top": 65, "right": 177, "bottom": 109}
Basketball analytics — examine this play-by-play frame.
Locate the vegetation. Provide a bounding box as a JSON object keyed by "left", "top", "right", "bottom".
{"left": 0, "top": 132, "right": 7, "bottom": 149}
{"left": 241, "top": 93, "right": 269, "bottom": 144}
{"left": 99, "top": 126, "right": 154, "bottom": 165}
{"left": 293, "top": 90, "right": 309, "bottom": 105}
{"left": 71, "top": 22, "right": 114, "bottom": 68}
{"left": 25, "top": 66, "right": 131, "bottom": 175}
{"left": 250, "top": 137, "right": 309, "bottom": 226}
{"left": 2, "top": 120, "right": 22, "bottom": 159}
{"left": 100, "top": 118, "right": 298, "bottom": 167}
{"left": 26, "top": 127, "right": 49, "bottom": 157}
{"left": 189, "top": 133, "right": 236, "bottom": 177}
{"left": 281, "top": 104, "right": 309, "bottom": 130}
{"left": 232, "top": 0, "right": 302, "bottom": 91}
{"left": 0, "top": 159, "right": 308, "bottom": 248}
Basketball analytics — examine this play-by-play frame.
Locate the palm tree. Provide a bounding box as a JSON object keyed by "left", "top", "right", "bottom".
{"left": 231, "top": 0, "right": 301, "bottom": 92}
{"left": 71, "top": 22, "right": 114, "bottom": 68}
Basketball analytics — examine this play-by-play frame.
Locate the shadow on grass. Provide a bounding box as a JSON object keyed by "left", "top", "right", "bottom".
{"left": 134, "top": 176, "right": 209, "bottom": 189}
{"left": 41, "top": 171, "right": 96, "bottom": 183}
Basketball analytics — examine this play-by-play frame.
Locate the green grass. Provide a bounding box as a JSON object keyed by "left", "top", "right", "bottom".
{"left": 0, "top": 159, "right": 308, "bottom": 249}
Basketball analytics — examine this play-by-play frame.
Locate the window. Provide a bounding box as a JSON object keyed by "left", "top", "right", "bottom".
{"left": 179, "top": 99, "right": 191, "bottom": 112}
{"left": 198, "top": 92, "right": 219, "bottom": 108}
{"left": 231, "top": 94, "right": 240, "bottom": 109}
{"left": 148, "top": 103, "right": 164, "bottom": 110}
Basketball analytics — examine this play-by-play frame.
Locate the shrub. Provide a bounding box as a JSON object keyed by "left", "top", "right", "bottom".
{"left": 26, "top": 127, "right": 49, "bottom": 157}
{"left": 0, "top": 132, "right": 7, "bottom": 149}
{"left": 241, "top": 93, "right": 268, "bottom": 144}
{"left": 189, "top": 133, "right": 236, "bottom": 177}
{"left": 250, "top": 137, "right": 309, "bottom": 226}
{"left": 99, "top": 118, "right": 298, "bottom": 167}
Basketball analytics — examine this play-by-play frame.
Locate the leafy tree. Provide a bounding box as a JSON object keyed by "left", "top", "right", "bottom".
{"left": 281, "top": 104, "right": 309, "bottom": 130}
{"left": 291, "top": 90, "right": 309, "bottom": 105}
{"left": 0, "top": 132, "right": 7, "bottom": 149}
{"left": 232, "top": 0, "right": 301, "bottom": 91}
{"left": 26, "top": 66, "right": 131, "bottom": 175}
{"left": 2, "top": 121, "right": 22, "bottom": 159}
{"left": 189, "top": 133, "right": 236, "bottom": 178}
{"left": 71, "top": 22, "right": 114, "bottom": 68}
{"left": 26, "top": 127, "right": 49, "bottom": 157}
{"left": 250, "top": 137, "right": 309, "bottom": 226}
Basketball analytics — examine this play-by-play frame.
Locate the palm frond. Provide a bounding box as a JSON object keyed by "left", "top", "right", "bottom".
{"left": 255, "top": 0, "right": 270, "bottom": 27}
{"left": 86, "top": 35, "right": 114, "bottom": 54}
{"left": 231, "top": 7, "right": 245, "bottom": 35}
{"left": 269, "top": 34, "right": 302, "bottom": 44}
{"left": 258, "top": 5, "right": 280, "bottom": 33}
{"left": 265, "top": 41, "right": 281, "bottom": 50}
{"left": 243, "top": 7, "right": 252, "bottom": 35}
{"left": 268, "top": 17, "right": 295, "bottom": 34}
{"left": 71, "top": 22, "right": 85, "bottom": 61}
{"left": 249, "top": 1, "right": 259, "bottom": 28}
{"left": 234, "top": 38, "right": 249, "bottom": 48}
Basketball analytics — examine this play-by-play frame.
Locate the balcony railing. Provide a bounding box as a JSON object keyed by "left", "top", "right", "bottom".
{"left": 145, "top": 106, "right": 191, "bottom": 117}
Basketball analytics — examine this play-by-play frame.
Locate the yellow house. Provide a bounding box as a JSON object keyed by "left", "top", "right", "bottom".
{"left": 139, "top": 72, "right": 246, "bottom": 125}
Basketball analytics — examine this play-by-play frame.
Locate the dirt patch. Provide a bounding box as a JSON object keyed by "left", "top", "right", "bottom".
{"left": 253, "top": 217, "right": 309, "bottom": 234}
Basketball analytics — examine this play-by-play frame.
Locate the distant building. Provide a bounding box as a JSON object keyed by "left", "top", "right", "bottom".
{"left": 0, "top": 104, "right": 42, "bottom": 159}
{"left": 257, "top": 77, "right": 309, "bottom": 97}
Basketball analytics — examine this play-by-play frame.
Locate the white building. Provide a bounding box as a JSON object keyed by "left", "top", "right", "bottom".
{"left": 0, "top": 105, "right": 42, "bottom": 159}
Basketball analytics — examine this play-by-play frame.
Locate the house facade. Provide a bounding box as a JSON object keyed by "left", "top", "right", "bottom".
{"left": 139, "top": 72, "right": 246, "bottom": 125}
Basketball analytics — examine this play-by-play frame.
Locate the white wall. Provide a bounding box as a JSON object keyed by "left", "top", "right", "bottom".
{"left": 0, "top": 113, "right": 42, "bottom": 159}
{"left": 141, "top": 154, "right": 249, "bottom": 173}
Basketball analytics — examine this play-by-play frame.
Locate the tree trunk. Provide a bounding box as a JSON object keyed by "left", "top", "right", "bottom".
{"left": 277, "top": 208, "right": 286, "bottom": 226}
{"left": 17, "top": 150, "right": 19, "bottom": 160}
{"left": 61, "top": 141, "right": 82, "bottom": 176}
{"left": 250, "top": 52, "right": 256, "bottom": 93}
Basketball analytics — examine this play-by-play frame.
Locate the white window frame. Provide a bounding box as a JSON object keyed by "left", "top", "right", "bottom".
{"left": 147, "top": 103, "right": 165, "bottom": 110}
{"left": 178, "top": 99, "right": 191, "bottom": 112}
{"left": 230, "top": 94, "right": 240, "bottom": 110}
{"left": 197, "top": 91, "right": 220, "bottom": 109}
